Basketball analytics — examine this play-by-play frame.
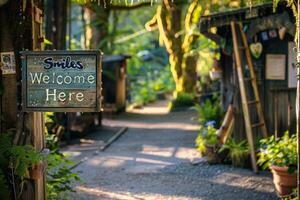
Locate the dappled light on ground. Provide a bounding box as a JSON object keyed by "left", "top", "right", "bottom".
{"left": 127, "top": 100, "right": 170, "bottom": 115}
{"left": 103, "top": 120, "right": 199, "bottom": 131}
{"left": 67, "top": 101, "right": 276, "bottom": 200}
{"left": 75, "top": 185, "right": 203, "bottom": 200}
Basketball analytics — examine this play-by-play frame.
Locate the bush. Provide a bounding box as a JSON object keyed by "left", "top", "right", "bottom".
{"left": 195, "top": 126, "right": 218, "bottom": 154}
{"left": 257, "top": 131, "right": 297, "bottom": 174}
{"left": 169, "top": 92, "right": 195, "bottom": 110}
{"left": 46, "top": 134, "right": 81, "bottom": 200}
{"left": 0, "top": 133, "right": 46, "bottom": 199}
{"left": 195, "top": 99, "right": 224, "bottom": 127}
{"left": 219, "top": 139, "right": 249, "bottom": 167}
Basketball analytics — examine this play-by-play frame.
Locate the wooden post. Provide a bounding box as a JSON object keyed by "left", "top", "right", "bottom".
{"left": 31, "top": 1, "right": 46, "bottom": 199}
{"left": 0, "top": 0, "right": 45, "bottom": 199}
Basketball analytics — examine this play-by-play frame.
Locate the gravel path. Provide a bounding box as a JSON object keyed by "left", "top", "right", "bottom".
{"left": 66, "top": 101, "right": 277, "bottom": 200}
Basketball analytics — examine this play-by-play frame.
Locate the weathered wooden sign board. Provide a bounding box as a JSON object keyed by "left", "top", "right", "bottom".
{"left": 21, "top": 51, "right": 102, "bottom": 112}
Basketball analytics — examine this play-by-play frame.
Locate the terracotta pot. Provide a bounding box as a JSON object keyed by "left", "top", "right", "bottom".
{"left": 270, "top": 165, "right": 297, "bottom": 197}
{"left": 205, "top": 145, "right": 219, "bottom": 164}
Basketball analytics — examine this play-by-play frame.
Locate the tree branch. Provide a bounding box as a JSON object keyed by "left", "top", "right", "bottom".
{"left": 108, "top": 2, "right": 152, "bottom": 10}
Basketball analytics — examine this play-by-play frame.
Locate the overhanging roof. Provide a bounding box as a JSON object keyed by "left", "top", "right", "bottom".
{"left": 199, "top": 2, "right": 283, "bottom": 33}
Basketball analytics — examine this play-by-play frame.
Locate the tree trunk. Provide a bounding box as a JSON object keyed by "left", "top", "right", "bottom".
{"left": 156, "top": 1, "right": 183, "bottom": 93}
{"left": 180, "top": 53, "right": 199, "bottom": 93}
{"left": 84, "top": 5, "right": 110, "bottom": 52}
{"left": 180, "top": 0, "right": 201, "bottom": 94}
{"left": 153, "top": 0, "right": 201, "bottom": 95}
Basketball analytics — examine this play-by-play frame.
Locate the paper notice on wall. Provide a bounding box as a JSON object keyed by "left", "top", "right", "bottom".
{"left": 0, "top": 52, "right": 16, "bottom": 75}
{"left": 288, "top": 42, "right": 297, "bottom": 88}
{"left": 265, "top": 54, "right": 286, "bottom": 80}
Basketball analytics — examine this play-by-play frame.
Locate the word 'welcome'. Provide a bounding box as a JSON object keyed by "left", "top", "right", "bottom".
{"left": 29, "top": 72, "right": 96, "bottom": 103}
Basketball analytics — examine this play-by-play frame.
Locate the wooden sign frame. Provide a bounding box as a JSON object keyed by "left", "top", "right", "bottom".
{"left": 21, "top": 50, "right": 102, "bottom": 112}
{"left": 265, "top": 54, "right": 286, "bottom": 80}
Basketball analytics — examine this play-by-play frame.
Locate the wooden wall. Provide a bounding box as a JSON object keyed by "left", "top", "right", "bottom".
{"left": 102, "top": 56, "right": 127, "bottom": 112}
{"left": 220, "top": 33, "right": 296, "bottom": 142}
{"left": 0, "top": 1, "right": 45, "bottom": 199}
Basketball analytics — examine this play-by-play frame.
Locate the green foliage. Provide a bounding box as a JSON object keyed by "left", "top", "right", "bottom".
{"left": 282, "top": 188, "right": 298, "bottom": 200}
{"left": 195, "top": 99, "right": 224, "bottom": 127}
{"left": 9, "top": 145, "right": 43, "bottom": 179}
{"left": 0, "top": 134, "right": 14, "bottom": 200}
{"left": 0, "top": 169, "right": 10, "bottom": 200}
{"left": 0, "top": 133, "right": 45, "bottom": 200}
{"left": 108, "top": 7, "right": 175, "bottom": 107}
{"left": 219, "top": 139, "right": 249, "bottom": 167}
{"left": 169, "top": 92, "right": 195, "bottom": 109}
{"left": 257, "top": 132, "right": 297, "bottom": 173}
{"left": 130, "top": 66, "right": 175, "bottom": 107}
{"left": 195, "top": 125, "right": 218, "bottom": 153}
{"left": 45, "top": 134, "right": 81, "bottom": 200}
{"left": 0, "top": 133, "right": 44, "bottom": 180}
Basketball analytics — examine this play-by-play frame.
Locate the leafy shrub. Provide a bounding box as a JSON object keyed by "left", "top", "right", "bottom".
{"left": 9, "top": 145, "right": 44, "bottom": 179}
{"left": 0, "top": 133, "right": 46, "bottom": 200}
{"left": 195, "top": 126, "right": 218, "bottom": 154}
{"left": 219, "top": 139, "right": 249, "bottom": 167}
{"left": 170, "top": 92, "right": 195, "bottom": 110}
{"left": 195, "top": 99, "right": 224, "bottom": 127}
{"left": 0, "top": 133, "right": 45, "bottom": 180}
{"left": 130, "top": 66, "right": 174, "bottom": 107}
{"left": 0, "top": 168, "right": 10, "bottom": 200}
{"left": 283, "top": 188, "right": 298, "bottom": 200}
{"left": 257, "top": 131, "right": 297, "bottom": 173}
{"left": 46, "top": 134, "right": 81, "bottom": 200}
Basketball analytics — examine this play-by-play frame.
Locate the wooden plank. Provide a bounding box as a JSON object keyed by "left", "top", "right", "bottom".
{"left": 231, "top": 21, "right": 258, "bottom": 172}
{"left": 31, "top": 1, "right": 45, "bottom": 199}
{"left": 238, "top": 22, "right": 268, "bottom": 138}
{"left": 217, "top": 104, "right": 234, "bottom": 144}
{"left": 21, "top": 51, "right": 102, "bottom": 112}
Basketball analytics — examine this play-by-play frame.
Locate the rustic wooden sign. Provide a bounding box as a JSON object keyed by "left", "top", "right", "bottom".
{"left": 21, "top": 51, "right": 102, "bottom": 112}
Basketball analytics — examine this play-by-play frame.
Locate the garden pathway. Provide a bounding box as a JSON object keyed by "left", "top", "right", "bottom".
{"left": 67, "top": 100, "right": 277, "bottom": 200}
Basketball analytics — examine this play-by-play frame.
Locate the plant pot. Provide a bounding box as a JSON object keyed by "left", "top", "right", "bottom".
{"left": 30, "top": 161, "right": 46, "bottom": 180}
{"left": 270, "top": 165, "right": 297, "bottom": 197}
{"left": 205, "top": 145, "right": 220, "bottom": 164}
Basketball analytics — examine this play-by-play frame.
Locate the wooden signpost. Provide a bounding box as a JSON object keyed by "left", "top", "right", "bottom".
{"left": 21, "top": 50, "right": 102, "bottom": 112}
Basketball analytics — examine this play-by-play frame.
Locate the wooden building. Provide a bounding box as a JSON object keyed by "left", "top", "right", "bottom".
{"left": 199, "top": 2, "right": 297, "bottom": 141}
{"left": 102, "top": 55, "right": 131, "bottom": 113}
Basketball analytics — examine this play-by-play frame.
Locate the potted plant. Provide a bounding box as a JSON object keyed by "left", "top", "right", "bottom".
{"left": 257, "top": 132, "right": 297, "bottom": 197}
{"left": 195, "top": 125, "right": 220, "bottom": 163}
{"left": 219, "top": 139, "right": 249, "bottom": 167}
{"left": 195, "top": 99, "right": 224, "bottom": 128}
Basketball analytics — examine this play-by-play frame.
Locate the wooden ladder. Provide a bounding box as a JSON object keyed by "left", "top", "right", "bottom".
{"left": 230, "top": 21, "right": 268, "bottom": 172}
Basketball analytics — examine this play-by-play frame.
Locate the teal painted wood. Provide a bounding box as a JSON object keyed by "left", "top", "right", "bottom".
{"left": 21, "top": 50, "right": 102, "bottom": 112}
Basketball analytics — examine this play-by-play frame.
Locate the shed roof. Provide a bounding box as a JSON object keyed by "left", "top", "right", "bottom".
{"left": 103, "top": 54, "right": 131, "bottom": 63}
{"left": 199, "top": 2, "right": 285, "bottom": 33}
